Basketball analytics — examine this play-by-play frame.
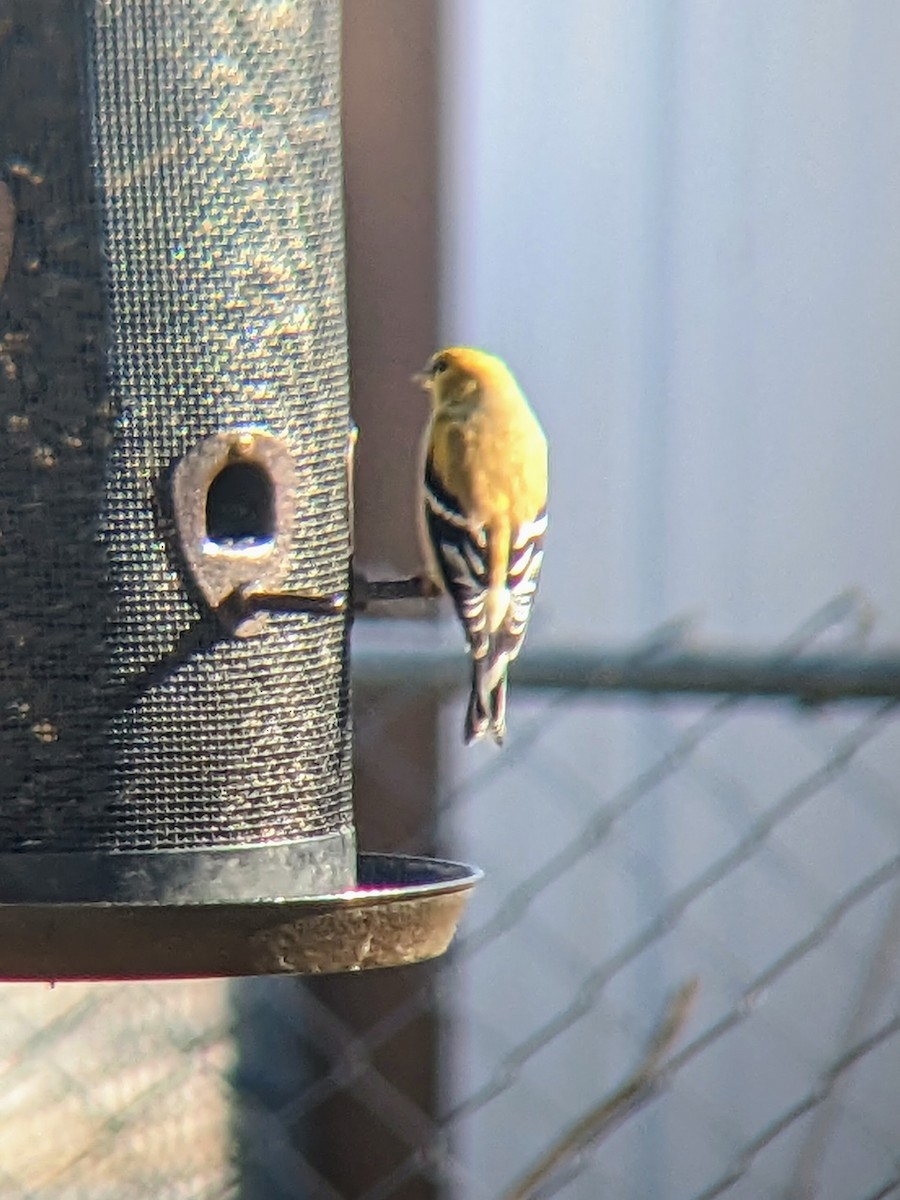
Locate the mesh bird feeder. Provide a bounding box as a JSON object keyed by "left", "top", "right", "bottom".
{"left": 0, "top": 0, "right": 478, "bottom": 980}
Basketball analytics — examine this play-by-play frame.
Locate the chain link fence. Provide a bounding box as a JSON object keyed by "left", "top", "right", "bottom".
{"left": 2, "top": 594, "right": 900, "bottom": 1200}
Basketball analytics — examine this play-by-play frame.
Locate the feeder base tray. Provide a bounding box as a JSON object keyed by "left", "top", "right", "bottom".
{"left": 0, "top": 854, "right": 481, "bottom": 981}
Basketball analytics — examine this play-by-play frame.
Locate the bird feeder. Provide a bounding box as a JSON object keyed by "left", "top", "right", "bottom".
{"left": 0, "top": 0, "right": 478, "bottom": 979}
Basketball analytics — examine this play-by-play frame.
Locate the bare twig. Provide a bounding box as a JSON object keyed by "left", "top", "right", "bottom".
{"left": 499, "top": 979, "right": 699, "bottom": 1200}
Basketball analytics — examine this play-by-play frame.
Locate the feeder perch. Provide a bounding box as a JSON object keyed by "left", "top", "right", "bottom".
{"left": 0, "top": 0, "right": 479, "bottom": 980}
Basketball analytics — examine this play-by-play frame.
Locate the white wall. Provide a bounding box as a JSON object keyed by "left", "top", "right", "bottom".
{"left": 438, "top": 3, "right": 900, "bottom": 1197}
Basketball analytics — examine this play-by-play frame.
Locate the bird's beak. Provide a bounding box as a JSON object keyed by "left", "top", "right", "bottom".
{"left": 412, "top": 370, "right": 431, "bottom": 389}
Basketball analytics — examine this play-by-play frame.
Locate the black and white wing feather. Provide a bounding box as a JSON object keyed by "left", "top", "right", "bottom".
{"left": 424, "top": 453, "right": 546, "bottom": 743}
{"left": 423, "top": 453, "right": 490, "bottom": 659}
{"left": 498, "top": 509, "right": 547, "bottom": 660}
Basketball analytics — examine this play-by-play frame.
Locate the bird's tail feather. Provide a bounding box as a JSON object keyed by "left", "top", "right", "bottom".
{"left": 464, "top": 685, "right": 489, "bottom": 745}
{"left": 464, "top": 652, "right": 508, "bottom": 745}
{"left": 488, "top": 670, "right": 507, "bottom": 744}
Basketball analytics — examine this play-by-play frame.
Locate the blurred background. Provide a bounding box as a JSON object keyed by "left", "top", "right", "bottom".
{"left": 4, "top": 1, "right": 900, "bottom": 1198}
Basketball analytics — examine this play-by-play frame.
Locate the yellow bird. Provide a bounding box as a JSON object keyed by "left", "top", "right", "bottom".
{"left": 417, "top": 347, "right": 548, "bottom": 744}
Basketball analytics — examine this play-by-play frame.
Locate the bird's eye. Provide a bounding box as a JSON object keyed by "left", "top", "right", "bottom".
{"left": 431, "top": 357, "right": 448, "bottom": 376}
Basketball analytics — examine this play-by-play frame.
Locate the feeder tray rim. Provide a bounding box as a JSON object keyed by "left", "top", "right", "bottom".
{"left": 0, "top": 852, "right": 482, "bottom": 912}
{"left": 0, "top": 853, "right": 482, "bottom": 980}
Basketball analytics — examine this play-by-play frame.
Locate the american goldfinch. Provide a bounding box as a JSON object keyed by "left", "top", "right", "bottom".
{"left": 418, "top": 347, "right": 548, "bottom": 744}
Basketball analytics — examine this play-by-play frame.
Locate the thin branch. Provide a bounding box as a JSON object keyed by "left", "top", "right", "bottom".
{"left": 499, "top": 980, "right": 699, "bottom": 1200}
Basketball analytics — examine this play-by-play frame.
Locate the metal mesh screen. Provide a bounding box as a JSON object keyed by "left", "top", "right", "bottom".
{"left": 0, "top": 0, "right": 353, "bottom": 875}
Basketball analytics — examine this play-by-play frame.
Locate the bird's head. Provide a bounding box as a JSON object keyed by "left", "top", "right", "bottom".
{"left": 414, "top": 346, "right": 512, "bottom": 416}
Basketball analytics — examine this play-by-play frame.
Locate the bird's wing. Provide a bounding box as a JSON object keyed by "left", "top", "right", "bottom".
{"left": 497, "top": 508, "right": 547, "bottom": 662}
{"left": 424, "top": 452, "right": 546, "bottom": 663}
{"left": 423, "top": 452, "right": 490, "bottom": 658}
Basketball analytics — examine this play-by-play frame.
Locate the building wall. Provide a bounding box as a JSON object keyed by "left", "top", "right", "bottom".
{"left": 439, "top": 3, "right": 900, "bottom": 1196}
